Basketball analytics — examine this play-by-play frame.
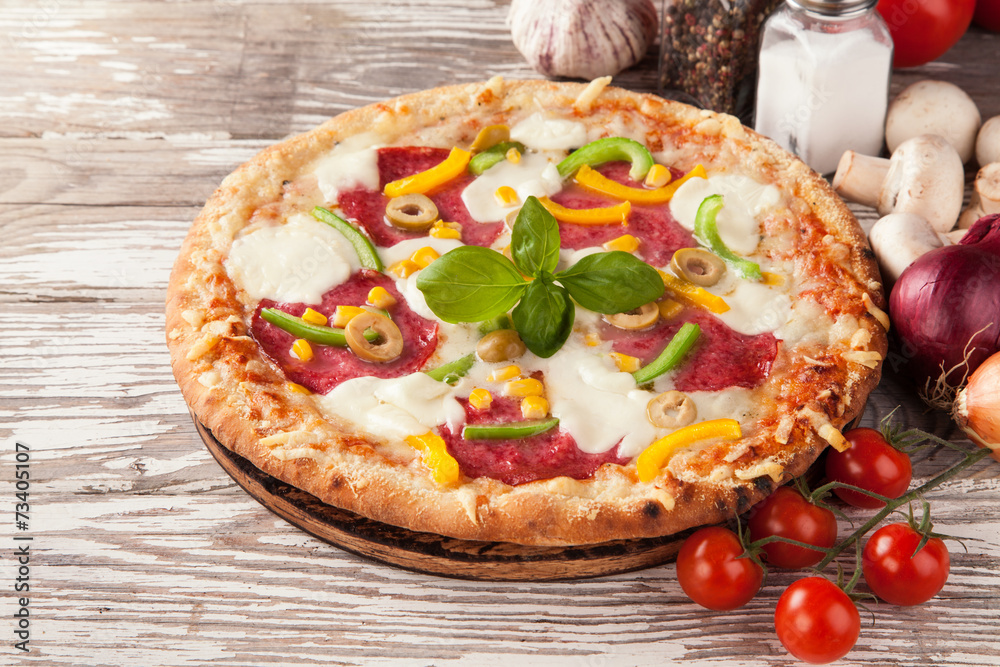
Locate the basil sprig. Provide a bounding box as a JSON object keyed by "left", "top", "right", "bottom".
{"left": 415, "top": 196, "right": 664, "bottom": 358}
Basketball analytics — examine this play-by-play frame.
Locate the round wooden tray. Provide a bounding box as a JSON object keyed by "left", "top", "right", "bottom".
{"left": 194, "top": 416, "right": 693, "bottom": 581}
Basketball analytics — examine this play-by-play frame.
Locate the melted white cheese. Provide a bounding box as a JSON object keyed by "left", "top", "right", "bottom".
{"left": 225, "top": 213, "right": 361, "bottom": 304}
{"left": 461, "top": 152, "right": 564, "bottom": 223}
{"left": 313, "top": 132, "right": 384, "bottom": 203}
{"left": 670, "top": 174, "right": 781, "bottom": 255}
{"left": 317, "top": 373, "right": 466, "bottom": 441}
{"left": 715, "top": 280, "right": 793, "bottom": 337}
{"left": 510, "top": 113, "right": 588, "bottom": 151}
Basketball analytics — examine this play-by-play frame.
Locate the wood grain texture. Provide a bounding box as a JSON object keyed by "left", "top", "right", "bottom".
{"left": 1, "top": 0, "right": 999, "bottom": 664}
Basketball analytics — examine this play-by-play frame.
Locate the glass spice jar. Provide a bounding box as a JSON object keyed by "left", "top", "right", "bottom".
{"left": 753, "top": 0, "right": 893, "bottom": 175}
{"left": 659, "top": 0, "right": 782, "bottom": 123}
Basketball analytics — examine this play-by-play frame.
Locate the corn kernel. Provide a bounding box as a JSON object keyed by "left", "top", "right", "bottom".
{"left": 584, "top": 332, "right": 602, "bottom": 347}
{"left": 658, "top": 298, "right": 684, "bottom": 320}
{"left": 332, "top": 305, "right": 366, "bottom": 328}
{"left": 761, "top": 271, "right": 785, "bottom": 287}
{"left": 389, "top": 259, "right": 421, "bottom": 278}
{"left": 300, "top": 307, "right": 328, "bottom": 326}
{"left": 468, "top": 387, "right": 492, "bottom": 411}
{"left": 409, "top": 246, "right": 440, "bottom": 269}
{"left": 602, "top": 234, "right": 640, "bottom": 253}
{"left": 495, "top": 185, "right": 519, "bottom": 207}
{"left": 429, "top": 220, "right": 462, "bottom": 240}
{"left": 610, "top": 352, "right": 641, "bottom": 373}
{"left": 520, "top": 395, "right": 549, "bottom": 419}
{"left": 505, "top": 147, "right": 521, "bottom": 164}
{"left": 367, "top": 286, "right": 397, "bottom": 309}
{"left": 504, "top": 377, "right": 544, "bottom": 397}
{"left": 286, "top": 382, "right": 311, "bottom": 395}
{"left": 644, "top": 163, "right": 672, "bottom": 189}
{"left": 290, "top": 339, "right": 313, "bottom": 362}
{"left": 488, "top": 365, "right": 522, "bottom": 383}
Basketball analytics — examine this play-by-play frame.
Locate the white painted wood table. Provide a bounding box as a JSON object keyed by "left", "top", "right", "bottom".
{"left": 2, "top": 2, "right": 999, "bottom": 665}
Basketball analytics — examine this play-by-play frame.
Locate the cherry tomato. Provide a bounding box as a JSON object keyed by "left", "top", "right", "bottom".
{"left": 877, "top": 0, "right": 976, "bottom": 68}
{"left": 825, "top": 427, "right": 912, "bottom": 509}
{"left": 676, "top": 526, "right": 763, "bottom": 611}
{"left": 974, "top": 0, "right": 1000, "bottom": 32}
{"left": 862, "top": 522, "right": 950, "bottom": 606}
{"left": 775, "top": 577, "right": 861, "bottom": 664}
{"left": 747, "top": 486, "right": 838, "bottom": 569}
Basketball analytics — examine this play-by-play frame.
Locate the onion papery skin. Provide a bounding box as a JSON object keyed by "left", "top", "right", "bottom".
{"left": 954, "top": 352, "right": 1000, "bottom": 462}
{"left": 889, "top": 214, "right": 1000, "bottom": 401}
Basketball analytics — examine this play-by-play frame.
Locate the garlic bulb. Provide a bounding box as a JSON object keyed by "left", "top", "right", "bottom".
{"left": 508, "top": 0, "right": 657, "bottom": 80}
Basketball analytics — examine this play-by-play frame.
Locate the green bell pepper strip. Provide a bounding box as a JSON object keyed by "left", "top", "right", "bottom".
{"left": 468, "top": 141, "right": 526, "bottom": 176}
{"left": 477, "top": 313, "right": 513, "bottom": 336}
{"left": 692, "top": 194, "right": 762, "bottom": 281}
{"left": 260, "top": 308, "right": 378, "bottom": 347}
{"left": 462, "top": 417, "right": 560, "bottom": 440}
{"left": 312, "top": 206, "right": 384, "bottom": 272}
{"left": 556, "top": 137, "right": 655, "bottom": 182}
{"left": 424, "top": 353, "right": 476, "bottom": 384}
{"left": 632, "top": 322, "right": 701, "bottom": 385}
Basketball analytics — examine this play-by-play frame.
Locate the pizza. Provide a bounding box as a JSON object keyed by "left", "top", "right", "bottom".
{"left": 166, "top": 78, "right": 888, "bottom": 546}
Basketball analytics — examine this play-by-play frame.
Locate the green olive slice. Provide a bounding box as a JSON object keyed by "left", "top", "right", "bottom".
{"left": 345, "top": 312, "right": 404, "bottom": 362}
{"left": 671, "top": 248, "right": 727, "bottom": 287}
{"left": 385, "top": 194, "right": 438, "bottom": 231}
{"left": 476, "top": 328, "right": 526, "bottom": 363}
{"left": 647, "top": 391, "right": 697, "bottom": 428}
{"left": 603, "top": 302, "right": 659, "bottom": 330}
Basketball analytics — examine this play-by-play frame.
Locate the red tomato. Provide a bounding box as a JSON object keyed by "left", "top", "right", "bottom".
{"left": 775, "top": 577, "right": 861, "bottom": 664}
{"left": 862, "top": 523, "right": 950, "bottom": 605}
{"left": 676, "top": 526, "right": 763, "bottom": 611}
{"left": 974, "top": 0, "right": 1000, "bottom": 31}
{"left": 825, "top": 427, "right": 912, "bottom": 509}
{"left": 747, "top": 486, "right": 838, "bottom": 569}
{"left": 877, "top": 0, "right": 976, "bottom": 67}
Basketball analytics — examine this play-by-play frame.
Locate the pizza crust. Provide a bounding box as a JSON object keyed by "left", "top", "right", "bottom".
{"left": 166, "top": 79, "right": 886, "bottom": 546}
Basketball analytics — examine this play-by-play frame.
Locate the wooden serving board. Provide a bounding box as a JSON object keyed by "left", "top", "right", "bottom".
{"left": 194, "top": 416, "right": 696, "bottom": 581}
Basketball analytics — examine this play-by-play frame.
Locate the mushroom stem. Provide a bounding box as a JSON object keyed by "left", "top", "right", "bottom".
{"left": 868, "top": 212, "right": 945, "bottom": 286}
{"left": 832, "top": 151, "right": 890, "bottom": 209}
{"left": 959, "top": 162, "right": 1000, "bottom": 229}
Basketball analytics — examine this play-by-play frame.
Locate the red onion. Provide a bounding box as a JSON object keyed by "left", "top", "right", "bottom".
{"left": 889, "top": 214, "right": 1000, "bottom": 405}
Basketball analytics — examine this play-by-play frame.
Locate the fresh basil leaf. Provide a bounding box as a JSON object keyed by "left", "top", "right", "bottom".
{"left": 510, "top": 196, "right": 560, "bottom": 277}
{"left": 415, "top": 246, "right": 528, "bottom": 323}
{"left": 511, "top": 276, "right": 575, "bottom": 359}
{"left": 556, "top": 251, "right": 664, "bottom": 313}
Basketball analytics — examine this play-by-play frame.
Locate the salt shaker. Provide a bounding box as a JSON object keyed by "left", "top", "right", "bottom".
{"left": 753, "top": 0, "right": 893, "bottom": 175}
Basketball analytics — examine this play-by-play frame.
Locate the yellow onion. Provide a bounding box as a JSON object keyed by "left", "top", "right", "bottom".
{"left": 953, "top": 350, "right": 1000, "bottom": 463}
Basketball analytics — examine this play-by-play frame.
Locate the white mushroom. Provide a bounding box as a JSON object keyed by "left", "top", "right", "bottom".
{"left": 959, "top": 162, "right": 1000, "bottom": 229}
{"left": 886, "top": 80, "right": 982, "bottom": 164}
{"left": 833, "top": 135, "right": 965, "bottom": 233}
{"left": 868, "top": 212, "right": 947, "bottom": 286}
{"left": 976, "top": 116, "right": 1000, "bottom": 168}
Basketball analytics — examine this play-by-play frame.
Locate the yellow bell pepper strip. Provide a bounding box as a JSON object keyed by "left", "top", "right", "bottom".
{"left": 557, "top": 137, "right": 655, "bottom": 181}
{"left": 538, "top": 196, "right": 631, "bottom": 226}
{"left": 462, "top": 418, "right": 560, "bottom": 440}
{"left": 468, "top": 141, "right": 525, "bottom": 176}
{"left": 573, "top": 164, "right": 708, "bottom": 206}
{"left": 636, "top": 418, "right": 742, "bottom": 483}
{"left": 384, "top": 147, "right": 472, "bottom": 197}
{"left": 312, "top": 206, "right": 383, "bottom": 272}
{"left": 693, "top": 194, "right": 763, "bottom": 281}
{"left": 405, "top": 432, "right": 460, "bottom": 486}
{"left": 632, "top": 321, "right": 700, "bottom": 385}
{"left": 260, "top": 308, "right": 378, "bottom": 347}
{"left": 424, "top": 353, "right": 475, "bottom": 384}
{"left": 658, "top": 271, "right": 730, "bottom": 314}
